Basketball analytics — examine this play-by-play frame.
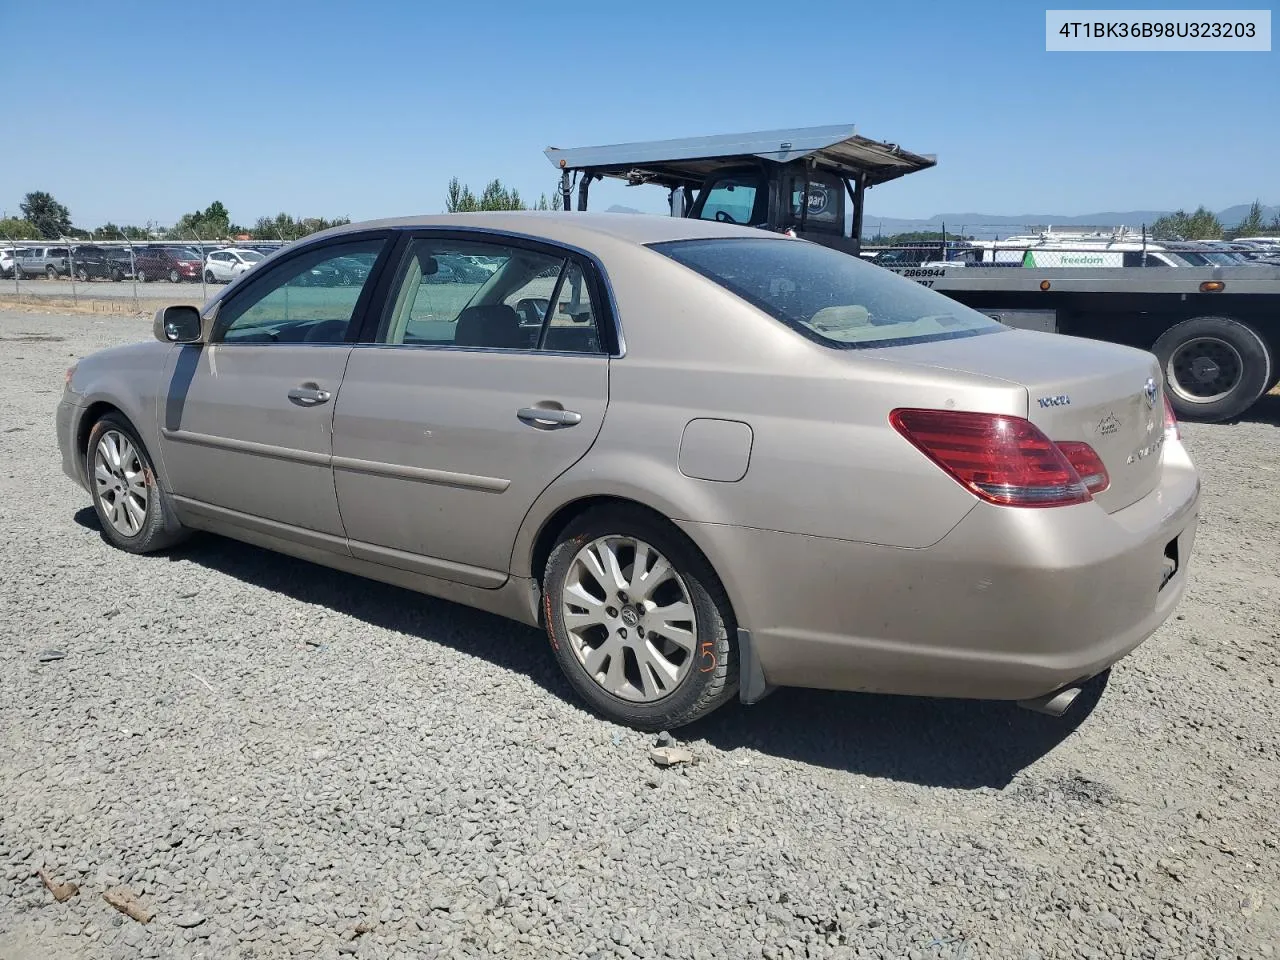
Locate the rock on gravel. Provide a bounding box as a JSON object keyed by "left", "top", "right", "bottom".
{"left": 1, "top": 307, "right": 1278, "bottom": 959}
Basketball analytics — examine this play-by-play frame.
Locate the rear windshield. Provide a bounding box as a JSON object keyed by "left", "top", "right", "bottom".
{"left": 650, "top": 237, "right": 1006, "bottom": 349}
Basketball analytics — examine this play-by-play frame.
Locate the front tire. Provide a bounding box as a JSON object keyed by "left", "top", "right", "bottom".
{"left": 543, "top": 506, "right": 737, "bottom": 731}
{"left": 1153, "top": 316, "right": 1272, "bottom": 422}
{"left": 86, "top": 413, "right": 188, "bottom": 554}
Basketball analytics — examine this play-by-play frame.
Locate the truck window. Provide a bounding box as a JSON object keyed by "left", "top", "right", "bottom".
{"left": 786, "top": 171, "right": 842, "bottom": 228}
{"left": 696, "top": 175, "right": 760, "bottom": 226}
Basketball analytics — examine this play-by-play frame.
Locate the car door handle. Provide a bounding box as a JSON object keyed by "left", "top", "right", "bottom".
{"left": 288, "top": 385, "right": 332, "bottom": 405}
{"left": 517, "top": 406, "right": 582, "bottom": 427}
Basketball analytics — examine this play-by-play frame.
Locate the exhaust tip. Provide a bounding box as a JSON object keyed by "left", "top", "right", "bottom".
{"left": 1017, "top": 685, "right": 1083, "bottom": 717}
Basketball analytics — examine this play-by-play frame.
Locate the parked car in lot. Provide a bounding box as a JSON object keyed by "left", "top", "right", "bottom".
{"left": 204, "top": 247, "right": 265, "bottom": 283}
{"left": 14, "top": 245, "right": 70, "bottom": 279}
{"left": 56, "top": 212, "right": 1201, "bottom": 730}
{"left": 135, "top": 246, "right": 204, "bottom": 283}
{"left": 67, "top": 245, "right": 126, "bottom": 281}
{"left": 0, "top": 249, "right": 13, "bottom": 279}
{"left": 104, "top": 248, "right": 139, "bottom": 280}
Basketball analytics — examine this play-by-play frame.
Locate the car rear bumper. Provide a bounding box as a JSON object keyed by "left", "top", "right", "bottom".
{"left": 678, "top": 440, "right": 1201, "bottom": 703}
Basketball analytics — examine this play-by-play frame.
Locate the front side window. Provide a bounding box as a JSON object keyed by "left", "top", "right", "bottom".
{"left": 214, "top": 238, "right": 386, "bottom": 344}
{"left": 378, "top": 236, "right": 604, "bottom": 354}
{"left": 651, "top": 237, "right": 1006, "bottom": 349}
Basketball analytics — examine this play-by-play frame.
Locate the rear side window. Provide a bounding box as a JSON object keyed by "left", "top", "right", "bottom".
{"left": 651, "top": 237, "right": 1006, "bottom": 349}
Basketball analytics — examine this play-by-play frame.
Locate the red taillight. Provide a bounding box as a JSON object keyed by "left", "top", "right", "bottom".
{"left": 889, "top": 408, "right": 1092, "bottom": 508}
{"left": 1162, "top": 393, "right": 1179, "bottom": 441}
{"left": 1055, "top": 441, "right": 1110, "bottom": 495}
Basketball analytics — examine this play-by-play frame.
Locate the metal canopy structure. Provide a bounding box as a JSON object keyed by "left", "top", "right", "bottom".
{"left": 544, "top": 123, "right": 937, "bottom": 189}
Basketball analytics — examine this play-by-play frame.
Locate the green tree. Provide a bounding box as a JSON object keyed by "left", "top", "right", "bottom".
{"left": 20, "top": 191, "right": 72, "bottom": 238}
{"left": 481, "top": 179, "right": 524, "bottom": 210}
{"left": 446, "top": 177, "right": 478, "bottom": 213}
{"left": 1151, "top": 207, "right": 1223, "bottom": 241}
{"left": 0, "top": 217, "right": 41, "bottom": 240}
{"left": 171, "top": 200, "right": 238, "bottom": 241}
{"left": 445, "top": 177, "right": 527, "bottom": 212}
{"left": 91, "top": 222, "right": 150, "bottom": 240}
{"left": 863, "top": 230, "right": 975, "bottom": 244}
{"left": 1232, "top": 200, "right": 1266, "bottom": 236}
{"left": 248, "top": 213, "right": 350, "bottom": 241}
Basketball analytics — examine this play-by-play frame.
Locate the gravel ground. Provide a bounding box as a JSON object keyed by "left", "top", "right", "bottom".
{"left": 1, "top": 307, "right": 1277, "bottom": 960}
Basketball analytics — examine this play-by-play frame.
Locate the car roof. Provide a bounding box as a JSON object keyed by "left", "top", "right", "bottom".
{"left": 302, "top": 211, "right": 776, "bottom": 250}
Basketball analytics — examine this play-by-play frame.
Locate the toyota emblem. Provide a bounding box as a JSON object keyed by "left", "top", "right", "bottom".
{"left": 1143, "top": 377, "right": 1157, "bottom": 408}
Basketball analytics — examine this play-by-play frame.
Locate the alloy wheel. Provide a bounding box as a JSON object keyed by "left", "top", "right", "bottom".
{"left": 560, "top": 535, "right": 698, "bottom": 702}
{"left": 93, "top": 429, "right": 149, "bottom": 537}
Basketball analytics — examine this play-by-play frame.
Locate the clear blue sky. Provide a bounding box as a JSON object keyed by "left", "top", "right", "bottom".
{"left": 1, "top": 0, "right": 1275, "bottom": 229}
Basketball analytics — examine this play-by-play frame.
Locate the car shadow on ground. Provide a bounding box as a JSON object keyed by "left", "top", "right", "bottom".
{"left": 75, "top": 507, "right": 1102, "bottom": 790}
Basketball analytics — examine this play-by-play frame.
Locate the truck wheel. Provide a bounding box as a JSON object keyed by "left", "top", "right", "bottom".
{"left": 46, "top": 265, "right": 57, "bottom": 279}
{"left": 1152, "top": 316, "right": 1272, "bottom": 422}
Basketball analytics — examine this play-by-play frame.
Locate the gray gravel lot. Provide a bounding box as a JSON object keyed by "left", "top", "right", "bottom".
{"left": 1, "top": 307, "right": 1277, "bottom": 960}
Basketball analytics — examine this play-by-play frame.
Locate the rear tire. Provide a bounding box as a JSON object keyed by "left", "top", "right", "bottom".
{"left": 168, "top": 268, "right": 181, "bottom": 284}
{"left": 46, "top": 265, "right": 57, "bottom": 279}
{"left": 1153, "top": 316, "right": 1272, "bottom": 422}
{"left": 86, "top": 413, "right": 189, "bottom": 554}
{"left": 137, "top": 269, "right": 148, "bottom": 283}
{"left": 542, "top": 505, "right": 738, "bottom": 731}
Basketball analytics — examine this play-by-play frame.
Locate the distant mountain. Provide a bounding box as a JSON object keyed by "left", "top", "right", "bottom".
{"left": 862, "top": 204, "right": 1278, "bottom": 239}
{"left": 605, "top": 204, "right": 644, "bottom": 214}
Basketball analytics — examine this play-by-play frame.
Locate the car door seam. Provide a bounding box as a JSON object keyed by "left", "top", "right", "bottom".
{"left": 328, "top": 345, "right": 357, "bottom": 540}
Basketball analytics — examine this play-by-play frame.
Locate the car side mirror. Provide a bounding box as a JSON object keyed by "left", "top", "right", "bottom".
{"left": 154, "top": 304, "right": 203, "bottom": 344}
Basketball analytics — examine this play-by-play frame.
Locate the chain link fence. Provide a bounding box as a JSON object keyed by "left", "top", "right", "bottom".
{"left": 0, "top": 229, "right": 291, "bottom": 311}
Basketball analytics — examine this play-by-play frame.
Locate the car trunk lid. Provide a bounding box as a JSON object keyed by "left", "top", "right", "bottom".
{"left": 867, "top": 329, "right": 1166, "bottom": 513}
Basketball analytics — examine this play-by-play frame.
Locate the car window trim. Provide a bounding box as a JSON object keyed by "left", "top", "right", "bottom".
{"left": 207, "top": 229, "right": 398, "bottom": 346}
{"left": 348, "top": 226, "right": 624, "bottom": 358}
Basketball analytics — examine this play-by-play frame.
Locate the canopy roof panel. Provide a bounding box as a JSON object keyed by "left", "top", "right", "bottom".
{"left": 544, "top": 124, "right": 936, "bottom": 189}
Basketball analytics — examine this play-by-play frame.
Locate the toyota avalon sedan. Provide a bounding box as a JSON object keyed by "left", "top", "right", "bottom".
{"left": 56, "top": 212, "right": 1201, "bottom": 730}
